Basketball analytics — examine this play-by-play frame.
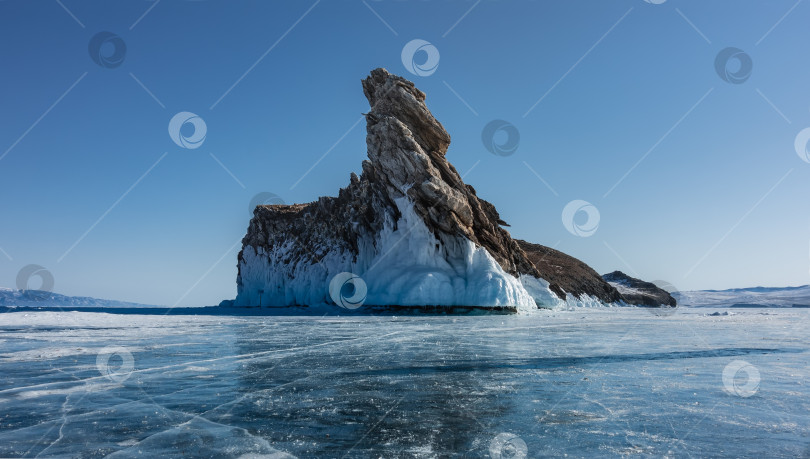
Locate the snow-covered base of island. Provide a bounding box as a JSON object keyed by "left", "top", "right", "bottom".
{"left": 519, "top": 275, "right": 623, "bottom": 309}
{"left": 235, "top": 195, "right": 605, "bottom": 313}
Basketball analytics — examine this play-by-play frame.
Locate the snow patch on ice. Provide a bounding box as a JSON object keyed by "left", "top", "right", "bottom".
{"left": 609, "top": 282, "right": 644, "bottom": 297}
{"left": 0, "top": 346, "right": 143, "bottom": 362}
{"left": 106, "top": 416, "right": 295, "bottom": 459}
{"left": 14, "top": 383, "right": 121, "bottom": 400}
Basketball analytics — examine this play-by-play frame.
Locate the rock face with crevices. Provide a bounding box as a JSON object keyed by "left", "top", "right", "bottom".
{"left": 359, "top": 69, "right": 540, "bottom": 278}
{"left": 234, "top": 68, "right": 656, "bottom": 311}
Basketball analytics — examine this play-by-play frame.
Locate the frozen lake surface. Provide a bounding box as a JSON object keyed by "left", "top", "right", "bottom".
{"left": 0, "top": 307, "right": 808, "bottom": 458}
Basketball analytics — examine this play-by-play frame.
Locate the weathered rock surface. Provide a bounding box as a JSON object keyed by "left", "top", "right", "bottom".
{"left": 234, "top": 68, "right": 661, "bottom": 310}
{"left": 602, "top": 271, "right": 677, "bottom": 307}
{"left": 359, "top": 69, "right": 539, "bottom": 277}
{"left": 516, "top": 240, "right": 623, "bottom": 303}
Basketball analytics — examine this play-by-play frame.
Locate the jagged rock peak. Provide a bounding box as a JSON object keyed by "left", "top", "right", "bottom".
{"left": 360, "top": 68, "right": 539, "bottom": 278}
{"left": 362, "top": 68, "right": 450, "bottom": 156}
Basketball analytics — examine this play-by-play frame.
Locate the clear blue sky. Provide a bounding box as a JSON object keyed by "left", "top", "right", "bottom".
{"left": 1, "top": 0, "right": 808, "bottom": 306}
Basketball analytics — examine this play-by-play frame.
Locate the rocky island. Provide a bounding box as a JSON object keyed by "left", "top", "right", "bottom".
{"left": 232, "top": 68, "right": 672, "bottom": 313}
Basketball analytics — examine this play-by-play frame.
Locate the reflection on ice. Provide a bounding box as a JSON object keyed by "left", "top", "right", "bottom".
{"left": 0, "top": 308, "right": 808, "bottom": 457}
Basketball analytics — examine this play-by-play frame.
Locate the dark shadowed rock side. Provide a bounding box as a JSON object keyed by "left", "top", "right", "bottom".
{"left": 516, "top": 240, "right": 623, "bottom": 303}
{"left": 602, "top": 271, "right": 677, "bottom": 307}
{"left": 234, "top": 68, "right": 664, "bottom": 311}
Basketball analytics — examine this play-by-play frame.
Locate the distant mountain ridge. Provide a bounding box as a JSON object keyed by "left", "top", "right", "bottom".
{"left": 695, "top": 285, "right": 808, "bottom": 293}
{"left": 0, "top": 288, "right": 158, "bottom": 308}
{"left": 676, "top": 285, "right": 810, "bottom": 308}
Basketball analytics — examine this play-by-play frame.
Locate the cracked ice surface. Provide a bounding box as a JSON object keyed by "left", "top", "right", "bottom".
{"left": 0, "top": 308, "right": 809, "bottom": 457}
